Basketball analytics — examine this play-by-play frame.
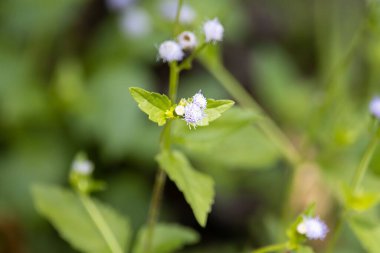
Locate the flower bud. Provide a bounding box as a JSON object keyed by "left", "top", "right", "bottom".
{"left": 297, "top": 216, "right": 329, "bottom": 240}
{"left": 178, "top": 31, "right": 198, "bottom": 50}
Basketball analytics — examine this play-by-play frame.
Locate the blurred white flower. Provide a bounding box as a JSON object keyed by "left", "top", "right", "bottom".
{"left": 178, "top": 31, "right": 198, "bottom": 50}
{"left": 369, "top": 97, "right": 380, "bottom": 119}
{"left": 160, "top": 0, "right": 196, "bottom": 24}
{"left": 158, "top": 40, "right": 184, "bottom": 62}
{"left": 120, "top": 7, "right": 151, "bottom": 38}
{"left": 297, "top": 216, "right": 328, "bottom": 240}
{"left": 203, "top": 18, "right": 224, "bottom": 43}
{"left": 106, "top": 0, "right": 134, "bottom": 11}
{"left": 72, "top": 160, "right": 94, "bottom": 175}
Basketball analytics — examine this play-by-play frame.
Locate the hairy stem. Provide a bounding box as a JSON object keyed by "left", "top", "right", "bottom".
{"left": 79, "top": 193, "right": 124, "bottom": 253}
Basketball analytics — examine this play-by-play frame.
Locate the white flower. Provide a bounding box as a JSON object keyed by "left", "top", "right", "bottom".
{"left": 120, "top": 8, "right": 151, "bottom": 38}
{"left": 106, "top": 0, "right": 134, "bottom": 11}
{"left": 203, "top": 18, "right": 224, "bottom": 42}
{"left": 370, "top": 97, "right": 380, "bottom": 119}
{"left": 192, "top": 90, "right": 207, "bottom": 109}
{"left": 175, "top": 105, "right": 185, "bottom": 116}
{"left": 297, "top": 216, "right": 329, "bottom": 240}
{"left": 178, "top": 31, "right": 198, "bottom": 50}
{"left": 184, "top": 103, "right": 204, "bottom": 126}
{"left": 160, "top": 0, "right": 196, "bottom": 24}
{"left": 158, "top": 40, "right": 184, "bottom": 62}
{"left": 72, "top": 160, "right": 94, "bottom": 175}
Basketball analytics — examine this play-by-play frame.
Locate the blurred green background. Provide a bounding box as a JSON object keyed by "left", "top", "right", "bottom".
{"left": 1, "top": 0, "right": 380, "bottom": 252}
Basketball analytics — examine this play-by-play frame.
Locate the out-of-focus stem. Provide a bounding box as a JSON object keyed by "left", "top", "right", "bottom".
{"left": 251, "top": 242, "right": 290, "bottom": 253}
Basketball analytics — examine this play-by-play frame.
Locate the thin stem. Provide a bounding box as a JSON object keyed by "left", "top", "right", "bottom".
{"left": 79, "top": 193, "right": 124, "bottom": 253}
{"left": 178, "top": 43, "right": 208, "bottom": 72}
{"left": 168, "top": 62, "right": 179, "bottom": 101}
{"left": 350, "top": 133, "right": 380, "bottom": 192}
{"left": 251, "top": 242, "right": 289, "bottom": 253}
{"left": 144, "top": 50, "right": 181, "bottom": 253}
{"left": 325, "top": 213, "right": 344, "bottom": 253}
{"left": 173, "top": 0, "right": 184, "bottom": 36}
{"left": 200, "top": 59, "right": 301, "bottom": 167}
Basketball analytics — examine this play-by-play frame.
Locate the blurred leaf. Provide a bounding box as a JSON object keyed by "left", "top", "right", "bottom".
{"left": 250, "top": 45, "right": 314, "bottom": 125}
{"left": 173, "top": 107, "right": 258, "bottom": 143}
{"left": 156, "top": 150, "right": 214, "bottom": 227}
{"left": 129, "top": 87, "right": 172, "bottom": 126}
{"left": 341, "top": 183, "right": 380, "bottom": 212}
{"left": 296, "top": 246, "right": 315, "bottom": 253}
{"left": 348, "top": 214, "right": 380, "bottom": 253}
{"left": 198, "top": 99, "right": 234, "bottom": 126}
{"left": 132, "top": 223, "right": 199, "bottom": 253}
{"left": 176, "top": 123, "right": 280, "bottom": 170}
{"left": 32, "top": 184, "right": 131, "bottom": 253}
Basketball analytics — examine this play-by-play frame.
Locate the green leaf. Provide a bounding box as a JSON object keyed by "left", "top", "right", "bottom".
{"left": 129, "top": 87, "right": 172, "bottom": 126}
{"left": 156, "top": 150, "right": 215, "bottom": 227}
{"left": 348, "top": 214, "right": 380, "bottom": 253}
{"left": 198, "top": 99, "right": 235, "bottom": 126}
{"left": 296, "top": 246, "right": 315, "bottom": 253}
{"left": 32, "top": 184, "right": 131, "bottom": 253}
{"left": 132, "top": 223, "right": 199, "bottom": 253}
{"left": 341, "top": 183, "right": 380, "bottom": 212}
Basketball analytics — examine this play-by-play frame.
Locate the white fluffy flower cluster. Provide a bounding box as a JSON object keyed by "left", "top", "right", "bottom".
{"left": 158, "top": 18, "right": 224, "bottom": 62}
{"left": 297, "top": 216, "right": 329, "bottom": 240}
{"left": 175, "top": 91, "right": 207, "bottom": 128}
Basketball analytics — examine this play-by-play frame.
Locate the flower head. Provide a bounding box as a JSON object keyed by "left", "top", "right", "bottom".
{"left": 192, "top": 90, "right": 207, "bottom": 109}
{"left": 203, "top": 18, "right": 224, "bottom": 43}
{"left": 72, "top": 159, "right": 94, "bottom": 175}
{"left": 175, "top": 105, "right": 185, "bottom": 116}
{"left": 158, "top": 40, "right": 184, "bottom": 62}
{"left": 178, "top": 31, "right": 198, "bottom": 50}
{"left": 160, "top": 0, "right": 196, "bottom": 24}
{"left": 184, "top": 103, "right": 205, "bottom": 127}
{"left": 370, "top": 97, "right": 380, "bottom": 119}
{"left": 297, "top": 216, "right": 328, "bottom": 240}
{"left": 120, "top": 8, "right": 151, "bottom": 38}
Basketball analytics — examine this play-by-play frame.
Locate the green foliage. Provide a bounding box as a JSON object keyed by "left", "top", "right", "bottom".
{"left": 32, "top": 184, "right": 131, "bottom": 253}
{"left": 173, "top": 108, "right": 280, "bottom": 170}
{"left": 132, "top": 223, "right": 199, "bottom": 253}
{"left": 198, "top": 99, "right": 235, "bottom": 126}
{"left": 348, "top": 214, "right": 380, "bottom": 253}
{"left": 156, "top": 150, "right": 215, "bottom": 227}
{"left": 129, "top": 87, "right": 172, "bottom": 126}
{"left": 341, "top": 183, "right": 380, "bottom": 212}
{"left": 296, "top": 246, "right": 315, "bottom": 253}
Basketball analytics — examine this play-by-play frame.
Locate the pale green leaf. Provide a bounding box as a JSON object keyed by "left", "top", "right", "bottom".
{"left": 156, "top": 150, "right": 215, "bottom": 227}
{"left": 129, "top": 87, "right": 172, "bottom": 126}
{"left": 198, "top": 99, "right": 235, "bottom": 126}
{"left": 341, "top": 183, "right": 380, "bottom": 212}
{"left": 132, "top": 223, "right": 199, "bottom": 253}
{"left": 297, "top": 246, "right": 315, "bottom": 253}
{"left": 348, "top": 214, "right": 380, "bottom": 253}
{"left": 32, "top": 184, "right": 131, "bottom": 253}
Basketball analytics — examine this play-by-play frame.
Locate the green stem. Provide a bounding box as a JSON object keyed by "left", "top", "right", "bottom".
{"left": 79, "top": 193, "right": 124, "bottom": 253}
{"left": 325, "top": 213, "right": 344, "bottom": 253}
{"left": 200, "top": 59, "right": 301, "bottom": 167}
{"left": 144, "top": 60, "right": 181, "bottom": 253}
{"left": 251, "top": 242, "right": 290, "bottom": 253}
{"left": 173, "top": 0, "right": 184, "bottom": 36}
{"left": 350, "top": 133, "right": 380, "bottom": 192}
{"left": 178, "top": 43, "right": 208, "bottom": 72}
